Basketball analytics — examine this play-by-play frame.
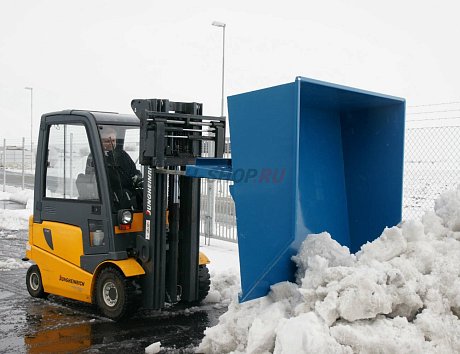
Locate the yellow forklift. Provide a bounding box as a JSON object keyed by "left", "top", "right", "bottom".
{"left": 23, "top": 99, "right": 226, "bottom": 320}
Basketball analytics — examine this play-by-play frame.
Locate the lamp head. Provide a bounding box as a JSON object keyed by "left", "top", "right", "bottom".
{"left": 212, "top": 21, "right": 226, "bottom": 28}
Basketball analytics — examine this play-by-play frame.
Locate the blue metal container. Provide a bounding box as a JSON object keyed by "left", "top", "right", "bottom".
{"left": 227, "top": 77, "right": 405, "bottom": 302}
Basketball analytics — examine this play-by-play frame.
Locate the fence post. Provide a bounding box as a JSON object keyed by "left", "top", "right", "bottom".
{"left": 203, "top": 141, "right": 210, "bottom": 244}
{"left": 2, "top": 139, "right": 6, "bottom": 192}
{"left": 204, "top": 141, "right": 217, "bottom": 245}
{"left": 207, "top": 180, "right": 216, "bottom": 245}
{"left": 22, "top": 137, "right": 25, "bottom": 190}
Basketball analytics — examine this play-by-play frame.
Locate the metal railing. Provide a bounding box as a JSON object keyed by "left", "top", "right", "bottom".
{"left": 200, "top": 139, "right": 237, "bottom": 243}
{"left": 0, "top": 137, "right": 35, "bottom": 192}
{"left": 200, "top": 177, "right": 237, "bottom": 243}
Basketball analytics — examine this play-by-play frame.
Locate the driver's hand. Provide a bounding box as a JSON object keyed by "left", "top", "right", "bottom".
{"left": 132, "top": 175, "right": 143, "bottom": 190}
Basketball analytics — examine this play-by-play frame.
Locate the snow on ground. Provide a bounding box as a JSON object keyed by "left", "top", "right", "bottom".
{"left": 200, "top": 237, "right": 241, "bottom": 305}
{"left": 198, "top": 186, "right": 460, "bottom": 354}
{"left": 0, "top": 187, "right": 33, "bottom": 272}
{"left": 0, "top": 257, "right": 30, "bottom": 271}
{"left": 0, "top": 186, "right": 33, "bottom": 231}
{"left": 144, "top": 341, "right": 162, "bottom": 354}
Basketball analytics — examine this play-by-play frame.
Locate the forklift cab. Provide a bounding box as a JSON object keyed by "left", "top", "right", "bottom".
{"left": 91, "top": 124, "right": 143, "bottom": 212}
{"left": 33, "top": 111, "right": 143, "bottom": 274}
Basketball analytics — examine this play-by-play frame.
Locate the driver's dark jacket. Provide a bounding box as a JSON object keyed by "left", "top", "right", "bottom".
{"left": 86, "top": 148, "right": 141, "bottom": 208}
{"left": 103, "top": 148, "right": 141, "bottom": 192}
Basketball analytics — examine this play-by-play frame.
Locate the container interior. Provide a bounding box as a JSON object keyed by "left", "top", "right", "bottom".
{"left": 227, "top": 77, "right": 405, "bottom": 302}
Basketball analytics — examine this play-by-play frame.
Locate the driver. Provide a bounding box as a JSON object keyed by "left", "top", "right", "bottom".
{"left": 99, "top": 126, "right": 142, "bottom": 209}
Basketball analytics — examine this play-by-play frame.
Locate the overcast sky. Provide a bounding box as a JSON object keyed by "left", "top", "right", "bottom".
{"left": 1, "top": 0, "right": 459, "bottom": 141}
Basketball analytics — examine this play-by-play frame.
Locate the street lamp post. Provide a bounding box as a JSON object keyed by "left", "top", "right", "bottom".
{"left": 212, "top": 21, "right": 226, "bottom": 117}
{"left": 206, "top": 21, "right": 226, "bottom": 245}
{"left": 24, "top": 87, "right": 33, "bottom": 170}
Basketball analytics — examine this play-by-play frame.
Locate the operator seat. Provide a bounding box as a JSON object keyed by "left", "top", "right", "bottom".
{"left": 75, "top": 154, "right": 99, "bottom": 200}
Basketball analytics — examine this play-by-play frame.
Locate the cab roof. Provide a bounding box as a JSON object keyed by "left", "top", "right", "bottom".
{"left": 43, "top": 109, "right": 140, "bottom": 126}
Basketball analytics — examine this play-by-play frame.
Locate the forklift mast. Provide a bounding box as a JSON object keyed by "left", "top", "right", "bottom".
{"left": 131, "top": 99, "right": 225, "bottom": 309}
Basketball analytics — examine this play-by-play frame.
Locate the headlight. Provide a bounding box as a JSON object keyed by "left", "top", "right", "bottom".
{"left": 118, "top": 209, "right": 133, "bottom": 225}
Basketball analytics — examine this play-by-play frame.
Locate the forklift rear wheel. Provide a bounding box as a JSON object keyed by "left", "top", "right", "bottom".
{"left": 96, "top": 267, "right": 132, "bottom": 321}
{"left": 26, "top": 265, "right": 47, "bottom": 298}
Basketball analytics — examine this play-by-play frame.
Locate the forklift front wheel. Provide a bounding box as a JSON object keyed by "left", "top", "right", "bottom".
{"left": 197, "top": 265, "right": 211, "bottom": 302}
{"left": 26, "top": 265, "right": 47, "bottom": 298}
{"left": 96, "top": 267, "right": 131, "bottom": 321}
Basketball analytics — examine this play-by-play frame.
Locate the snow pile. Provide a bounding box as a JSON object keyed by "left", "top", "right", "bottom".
{"left": 145, "top": 341, "right": 162, "bottom": 354}
{"left": 0, "top": 257, "right": 30, "bottom": 271}
{"left": 204, "top": 268, "right": 241, "bottom": 305}
{"left": 0, "top": 187, "right": 33, "bottom": 230}
{"left": 199, "top": 186, "right": 460, "bottom": 353}
{"left": 7, "top": 188, "right": 33, "bottom": 206}
{"left": 200, "top": 237, "right": 241, "bottom": 305}
{"left": 0, "top": 208, "right": 31, "bottom": 231}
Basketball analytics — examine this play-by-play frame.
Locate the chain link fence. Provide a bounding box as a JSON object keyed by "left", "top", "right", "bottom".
{"left": 403, "top": 126, "right": 460, "bottom": 219}
{"left": 403, "top": 103, "right": 460, "bottom": 219}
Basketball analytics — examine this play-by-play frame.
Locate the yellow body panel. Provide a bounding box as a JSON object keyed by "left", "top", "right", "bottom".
{"left": 30, "top": 245, "right": 93, "bottom": 303}
{"left": 26, "top": 218, "right": 206, "bottom": 304}
{"left": 30, "top": 246, "right": 145, "bottom": 304}
{"left": 28, "top": 215, "right": 34, "bottom": 242}
{"left": 199, "top": 251, "right": 210, "bottom": 265}
{"left": 97, "top": 258, "right": 145, "bottom": 277}
{"left": 32, "top": 221, "right": 84, "bottom": 267}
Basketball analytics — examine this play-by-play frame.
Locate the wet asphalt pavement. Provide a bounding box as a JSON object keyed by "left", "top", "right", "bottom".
{"left": 0, "top": 228, "right": 227, "bottom": 354}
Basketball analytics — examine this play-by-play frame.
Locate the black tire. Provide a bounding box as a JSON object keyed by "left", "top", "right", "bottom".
{"left": 95, "top": 267, "right": 135, "bottom": 321}
{"left": 26, "top": 265, "right": 47, "bottom": 298}
{"left": 197, "top": 265, "right": 210, "bottom": 302}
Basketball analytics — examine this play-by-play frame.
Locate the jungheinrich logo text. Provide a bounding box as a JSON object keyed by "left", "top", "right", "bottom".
{"left": 59, "top": 275, "right": 85, "bottom": 287}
